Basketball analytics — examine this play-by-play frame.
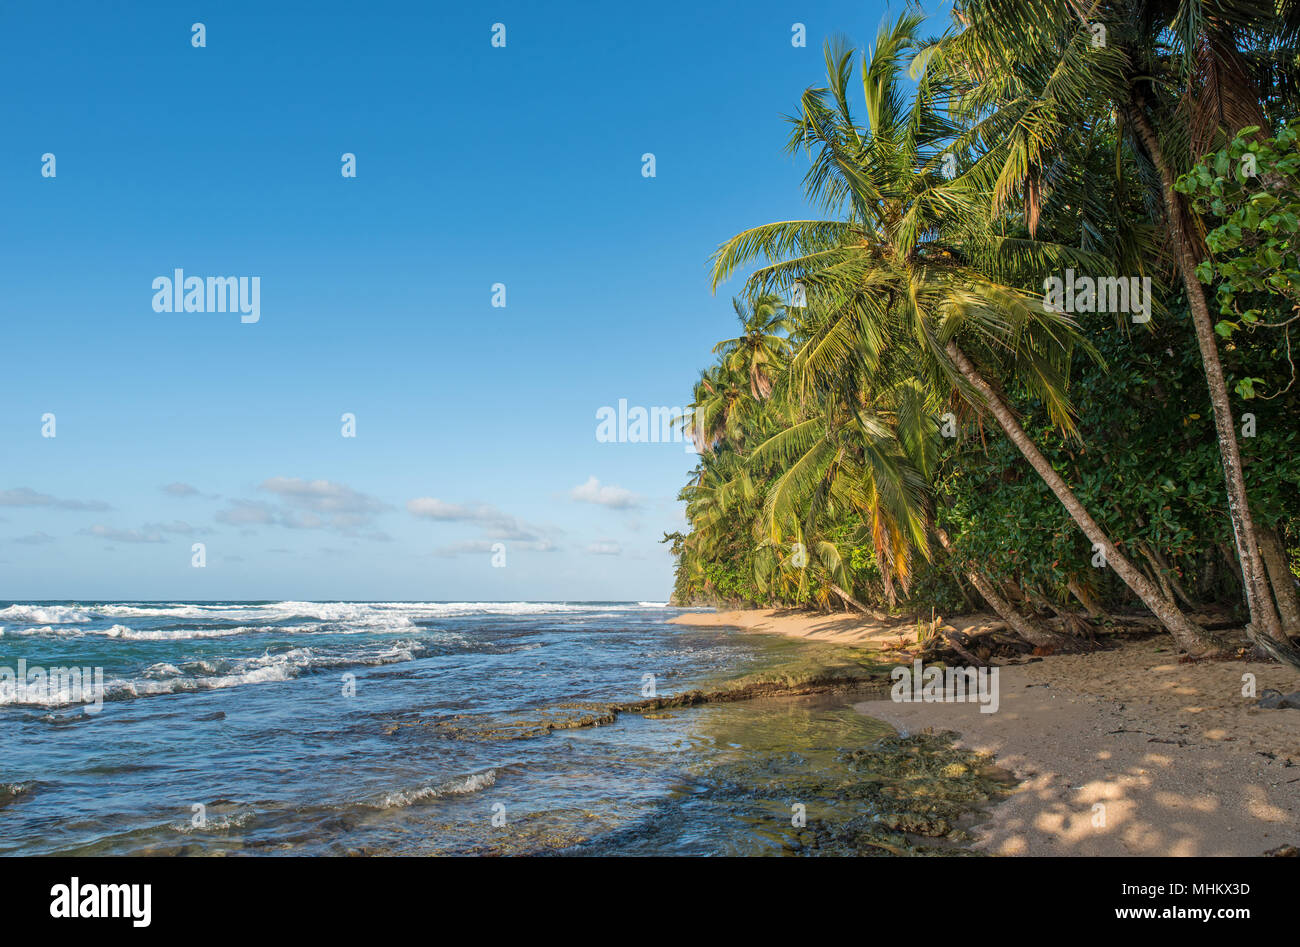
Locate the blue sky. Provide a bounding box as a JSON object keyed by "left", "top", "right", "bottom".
{"left": 0, "top": 0, "right": 898, "bottom": 601}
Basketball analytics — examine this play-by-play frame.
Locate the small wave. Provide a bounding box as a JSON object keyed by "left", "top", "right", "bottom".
{"left": 264, "top": 602, "right": 426, "bottom": 623}
{"left": 6, "top": 622, "right": 326, "bottom": 641}
{"left": 265, "top": 601, "right": 649, "bottom": 621}
{"left": 94, "top": 604, "right": 237, "bottom": 619}
{"left": 96, "top": 643, "right": 429, "bottom": 702}
{"left": 171, "top": 809, "right": 255, "bottom": 834}
{"left": 106, "top": 653, "right": 309, "bottom": 699}
{"left": 1, "top": 625, "right": 72, "bottom": 637}
{"left": 101, "top": 624, "right": 249, "bottom": 641}
{"left": 371, "top": 770, "right": 498, "bottom": 809}
{"left": 0, "top": 604, "right": 91, "bottom": 624}
{"left": 0, "top": 674, "right": 105, "bottom": 709}
{"left": 0, "top": 782, "right": 33, "bottom": 805}
{"left": 1, "top": 602, "right": 656, "bottom": 633}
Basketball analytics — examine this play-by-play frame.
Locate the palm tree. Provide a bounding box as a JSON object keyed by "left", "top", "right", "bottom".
{"left": 712, "top": 294, "right": 792, "bottom": 400}
{"left": 710, "top": 12, "right": 1219, "bottom": 651}
{"left": 936, "top": 0, "right": 1293, "bottom": 645}
{"left": 687, "top": 363, "right": 753, "bottom": 453}
{"left": 745, "top": 378, "right": 930, "bottom": 609}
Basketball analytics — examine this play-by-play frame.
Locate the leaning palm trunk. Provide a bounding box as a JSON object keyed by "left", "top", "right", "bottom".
{"left": 829, "top": 582, "right": 870, "bottom": 614}
{"left": 1124, "top": 97, "right": 1287, "bottom": 646}
{"left": 1258, "top": 527, "right": 1300, "bottom": 638}
{"left": 946, "top": 341, "right": 1218, "bottom": 653}
{"left": 934, "top": 526, "right": 1081, "bottom": 651}
{"left": 1246, "top": 623, "right": 1300, "bottom": 673}
{"left": 1066, "top": 577, "right": 1109, "bottom": 621}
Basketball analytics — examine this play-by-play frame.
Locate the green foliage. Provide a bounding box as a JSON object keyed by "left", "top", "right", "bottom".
{"left": 939, "top": 309, "right": 1300, "bottom": 609}
{"left": 1177, "top": 122, "right": 1300, "bottom": 401}
{"left": 667, "top": 6, "right": 1300, "bottom": 621}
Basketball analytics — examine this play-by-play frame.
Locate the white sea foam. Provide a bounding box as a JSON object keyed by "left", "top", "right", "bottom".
{"left": 101, "top": 624, "right": 249, "bottom": 641}
{"left": 107, "top": 664, "right": 298, "bottom": 698}
{"left": 1, "top": 602, "right": 655, "bottom": 631}
{"left": 373, "top": 770, "right": 497, "bottom": 809}
{"left": 0, "top": 604, "right": 92, "bottom": 624}
{"left": 105, "top": 648, "right": 315, "bottom": 699}
{"left": 0, "top": 622, "right": 239, "bottom": 640}
{"left": 0, "top": 670, "right": 104, "bottom": 709}
{"left": 99, "top": 642, "right": 428, "bottom": 701}
{"left": 0, "top": 601, "right": 659, "bottom": 707}
{"left": 93, "top": 604, "right": 244, "bottom": 619}
{"left": 2, "top": 625, "right": 67, "bottom": 637}
{"left": 263, "top": 601, "right": 650, "bottom": 621}
{"left": 171, "top": 810, "right": 254, "bottom": 833}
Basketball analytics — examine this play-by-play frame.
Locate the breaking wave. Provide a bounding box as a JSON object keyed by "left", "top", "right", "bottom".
{"left": 0, "top": 605, "right": 91, "bottom": 624}
{"left": 370, "top": 770, "right": 498, "bottom": 809}
{"left": 0, "top": 601, "right": 671, "bottom": 633}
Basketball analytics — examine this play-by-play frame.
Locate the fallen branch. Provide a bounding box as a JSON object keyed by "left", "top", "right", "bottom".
{"left": 938, "top": 627, "right": 987, "bottom": 668}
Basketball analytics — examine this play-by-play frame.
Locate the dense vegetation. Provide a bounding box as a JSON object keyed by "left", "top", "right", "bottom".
{"left": 666, "top": 0, "right": 1300, "bottom": 655}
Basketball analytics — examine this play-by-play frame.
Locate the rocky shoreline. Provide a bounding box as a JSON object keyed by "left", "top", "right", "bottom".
{"left": 674, "top": 608, "right": 1300, "bottom": 856}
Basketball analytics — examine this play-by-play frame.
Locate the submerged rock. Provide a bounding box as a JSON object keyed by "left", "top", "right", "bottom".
{"left": 829, "top": 729, "right": 1019, "bottom": 853}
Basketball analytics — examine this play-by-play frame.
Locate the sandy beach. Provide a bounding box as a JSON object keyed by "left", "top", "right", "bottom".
{"left": 671, "top": 608, "right": 1300, "bottom": 856}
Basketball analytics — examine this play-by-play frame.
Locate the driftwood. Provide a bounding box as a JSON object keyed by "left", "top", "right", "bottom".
{"left": 938, "top": 627, "right": 987, "bottom": 668}
{"left": 913, "top": 622, "right": 1036, "bottom": 665}
{"left": 908, "top": 609, "right": 1213, "bottom": 665}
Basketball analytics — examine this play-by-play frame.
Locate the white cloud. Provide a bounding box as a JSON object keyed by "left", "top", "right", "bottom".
{"left": 406, "top": 498, "right": 489, "bottom": 521}
{"left": 586, "top": 540, "right": 623, "bottom": 556}
{"left": 409, "top": 497, "right": 558, "bottom": 550}
{"left": 431, "top": 539, "right": 498, "bottom": 558}
{"left": 570, "top": 477, "right": 640, "bottom": 510}
{"left": 213, "top": 478, "right": 389, "bottom": 539}
{"left": 432, "top": 538, "right": 555, "bottom": 558}
{"left": 215, "top": 500, "right": 277, "bottom": 526}
{"left": 260, "top": 477, "right": 388, "bottom": 516}
{"left": 82, "top": 524, "right": 165, "bottom": 544}
{"left": 0, "top": 487, "right": 111, "bottom": 512}
{"left": 143, "top": 520, "right": 209, "bottom": 536}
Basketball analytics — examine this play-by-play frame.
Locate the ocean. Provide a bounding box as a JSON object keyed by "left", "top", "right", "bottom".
{"left": 0, "top": 600, "right": 912, "bottom": 856}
